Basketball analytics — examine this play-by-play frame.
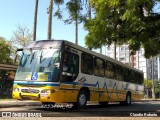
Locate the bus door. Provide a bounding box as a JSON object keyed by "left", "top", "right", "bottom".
{"left": 60, "top": 50, "right": 79, "bottom": 102}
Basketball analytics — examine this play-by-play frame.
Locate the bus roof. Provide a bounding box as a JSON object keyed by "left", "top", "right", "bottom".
{"left": 26, "top": 40, "right": 143, "bottom": 73}
{"left": 25, "top": 40, "right": 63, "bottom": 49}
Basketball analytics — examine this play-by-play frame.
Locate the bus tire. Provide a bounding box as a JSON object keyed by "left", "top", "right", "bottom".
{"left": 73, "top": 90, "right": 87, "bottom": 109}
{"left": 125, "top": 93, "right": 131, "bottom": 106}
{"left": 99, "top": 102, "right": 109, "bottom": 106}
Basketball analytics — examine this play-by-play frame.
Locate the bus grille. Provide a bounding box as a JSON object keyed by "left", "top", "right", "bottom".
{"left": 21, "top": 89, "right": 40, "bottom": 93}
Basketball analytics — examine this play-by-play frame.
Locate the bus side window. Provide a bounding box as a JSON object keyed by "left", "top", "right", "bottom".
{"left": 124, "top": 69, "right": 129, "bottom": 82}
{"left": 121, "top": 68, "right": 125, "bottom": 81}
{"left": 114, "top": 65, "right": 119, "bottom": 80}
{"left": 105, "top": 61, "right": 114, "bottom": 79}
{"left": 118, "top": 66, "right": 123, "bottom": 81}
{"left": 62, "top": 51, "right": 79, "bottom": 82}
{"left": 130, "top": 71, "right": 135, "bottom": 83}
{"left": 81, "top": 53, "right": 93, "bottom": 75}
{"left": 105, "top": 61, "right": 109, "bottom": 78}
{"left": 138, "top": 73, "right": 143, "bottom": 85}
{"left": 94, "top": 58, "right": 105, "bottom": 77}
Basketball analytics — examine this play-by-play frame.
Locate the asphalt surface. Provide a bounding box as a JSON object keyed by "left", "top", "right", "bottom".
{"left": 0, "top": 99, "right": 159, "bottom": 120}
{"left": 0, "top": 99, "right": 160, "bottom": 117}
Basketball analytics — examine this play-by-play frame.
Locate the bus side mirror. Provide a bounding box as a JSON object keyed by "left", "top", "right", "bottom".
{"left": 14, "top": 48, "right": 23, "bottom": 65}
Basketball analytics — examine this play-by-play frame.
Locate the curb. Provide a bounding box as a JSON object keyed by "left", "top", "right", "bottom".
{"left": 141, "top": 99, "right": 160, "bottom": 101}
{"left": 0, "top": 101, "right": 41, "bottom": 108}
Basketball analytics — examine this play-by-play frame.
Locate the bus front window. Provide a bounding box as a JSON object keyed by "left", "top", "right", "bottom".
{"left": 15, "top": 49, "right": 38, "bottom": 80}
{"left": 15, "top": 48, "right": 61, "bottom": 82}
{"left": 37, "top": 49, "right": 61, "bottom": 82}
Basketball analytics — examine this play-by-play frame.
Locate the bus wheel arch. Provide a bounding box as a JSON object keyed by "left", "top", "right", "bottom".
{"left": 73, "top": 87, "right": 90, "bottom": 109}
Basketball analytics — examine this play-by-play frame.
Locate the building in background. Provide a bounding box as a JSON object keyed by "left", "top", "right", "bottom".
{"left": 105, "top": 44, "right": 160, "bottom": 80}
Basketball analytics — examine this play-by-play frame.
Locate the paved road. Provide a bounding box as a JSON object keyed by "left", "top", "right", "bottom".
{"left": 0, "top": 101, "right": 160, "bottom": 117}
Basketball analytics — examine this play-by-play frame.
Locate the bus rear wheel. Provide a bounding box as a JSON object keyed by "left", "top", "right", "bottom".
{"left": 120, "top": 93, "right": 131, "bottom": 106}
{"left": 125, "top": 93, "right": 131, "bottom": 105}
{"left": 73, "top": 90, "right": 87, "bottom": 109}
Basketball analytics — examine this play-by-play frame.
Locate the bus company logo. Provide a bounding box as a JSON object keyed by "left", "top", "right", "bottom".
{"left": 78, "top": 76, "right": 86, "bottom": 85}
{"left": 2, "top": 112, "right": 12, "bottom": 117}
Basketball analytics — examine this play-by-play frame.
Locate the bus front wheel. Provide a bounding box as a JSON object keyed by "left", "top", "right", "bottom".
{"left": 73, "top": 90, "right": 87, "bottom": 109}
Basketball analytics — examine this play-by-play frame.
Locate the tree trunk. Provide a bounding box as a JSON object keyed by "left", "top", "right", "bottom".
{"left": 146, "top": 58, "right": 149, "bottom": 98}
{"left": 131, "top": 55, "right": 134, "bottom": 67}
{"left": 88, "top": 2, "right": 91, "bottom": 19}
{"left": 151, "top": 56, "right": 155, "bottom": 99}
{"left": 100, "top": 47, "right": 102, "bottom": 54}
{"left": 113, "top": 42, "right": 116, "bottom": 59}
{"left": 137, "top": 51, "right": 139, "bottom": 69}
{"left": 48, "top": 0, "right": 53, "bottom": 40}
{"left": 129, "top": 49, "right": 130, "bottom": 66}
{"left": 75, "top": 15, "right": 78, "bottom": 45}
{"left": 33, "top": 0, "right": 39, "bottom": 41}
{"left": 75, "top": 0, "right": 78, "bottom": 45}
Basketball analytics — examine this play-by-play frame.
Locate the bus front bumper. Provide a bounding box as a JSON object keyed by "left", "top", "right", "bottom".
{"left": 12, "top": 92, "right": 40, "bottom": 100}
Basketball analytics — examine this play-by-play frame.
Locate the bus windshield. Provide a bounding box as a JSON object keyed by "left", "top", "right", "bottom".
{"left": 15, "top": 48, "right": 61, "bottom": 82}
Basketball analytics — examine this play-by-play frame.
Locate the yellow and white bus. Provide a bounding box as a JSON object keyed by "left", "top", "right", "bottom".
{"left": 12, "top": 40, "right": 144, "bottom": 109}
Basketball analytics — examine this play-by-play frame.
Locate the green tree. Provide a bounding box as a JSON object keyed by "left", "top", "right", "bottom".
{"left": 47, "top": 0, "right": 64, "bottom": 39}
{"left": 155, "top": 80, "right": 160, "bottom": 98}
{"left": 11, "top": 25, "right": 33, "bottom": 48}
{"left": 84, "top": 0, "right": 160, "bottom": 58}
{"left": 0, "top": 37, "right": 14, "bottom": 64}
{"left": 144, "top": 79, "right": 152, "bottom": 89}
{"left": 64, "top": 0, "right": 87, "bottom": 45}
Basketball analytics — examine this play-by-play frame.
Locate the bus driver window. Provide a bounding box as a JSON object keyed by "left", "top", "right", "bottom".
{"left": 62, "top": 52, "right": 79, "bottom": 82}
{"left": 62, "top": 53, "right": 72, "bottom": 82}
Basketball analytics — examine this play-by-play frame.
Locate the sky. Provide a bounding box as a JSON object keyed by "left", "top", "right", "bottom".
{"left": 0, "top": 0, "right": 105, "bottom": 54}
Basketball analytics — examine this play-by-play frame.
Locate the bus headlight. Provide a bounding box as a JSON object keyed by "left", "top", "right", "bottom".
{"left": 41, "top": 89, "right": 55, "bottom": 94}
{"left": 14, "top": 88, "right": 20, "bottom": 92}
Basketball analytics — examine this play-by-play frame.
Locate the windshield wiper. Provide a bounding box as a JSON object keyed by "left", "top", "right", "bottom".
{"left": 30, "top": 52, "right": 35, "bottom": 64}
{"left": 40, "top": 50, "right": 46, "bottom": 63}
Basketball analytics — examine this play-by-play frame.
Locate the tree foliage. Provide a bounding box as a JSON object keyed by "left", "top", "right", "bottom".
{"left": 144, "top": 79, "right": 152, "bottom": 89}
{"left": 64, "top": 0, "right": 87, "bottom": 24}
{"left": 11, "top": 25, "right": 33, "bottom": 48}
{"left": 0, "top": 37, "right": 14, "bottom": 64}
{"left": 84, "top": 0, "right": 160, "bottom": 58}
{"left": 155, "top": 80, "right": 160, "bottom": 95}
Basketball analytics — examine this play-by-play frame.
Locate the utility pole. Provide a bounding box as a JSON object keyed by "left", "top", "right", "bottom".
{"left": 33, "top": 0, "right": 39, "bottom": 41}
{"left": 47, "top": 0, "right": 53, "bottom": 40}
{"left": 151, "top": 56, "right": 155, "bottom": 99}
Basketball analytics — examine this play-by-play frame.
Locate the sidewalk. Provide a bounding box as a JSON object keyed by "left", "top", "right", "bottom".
{"left": 0, "top": 99, "right": 41, "bottom": 108}
{"left": 142, "top": 98, "right": 160, "bottom": 101}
